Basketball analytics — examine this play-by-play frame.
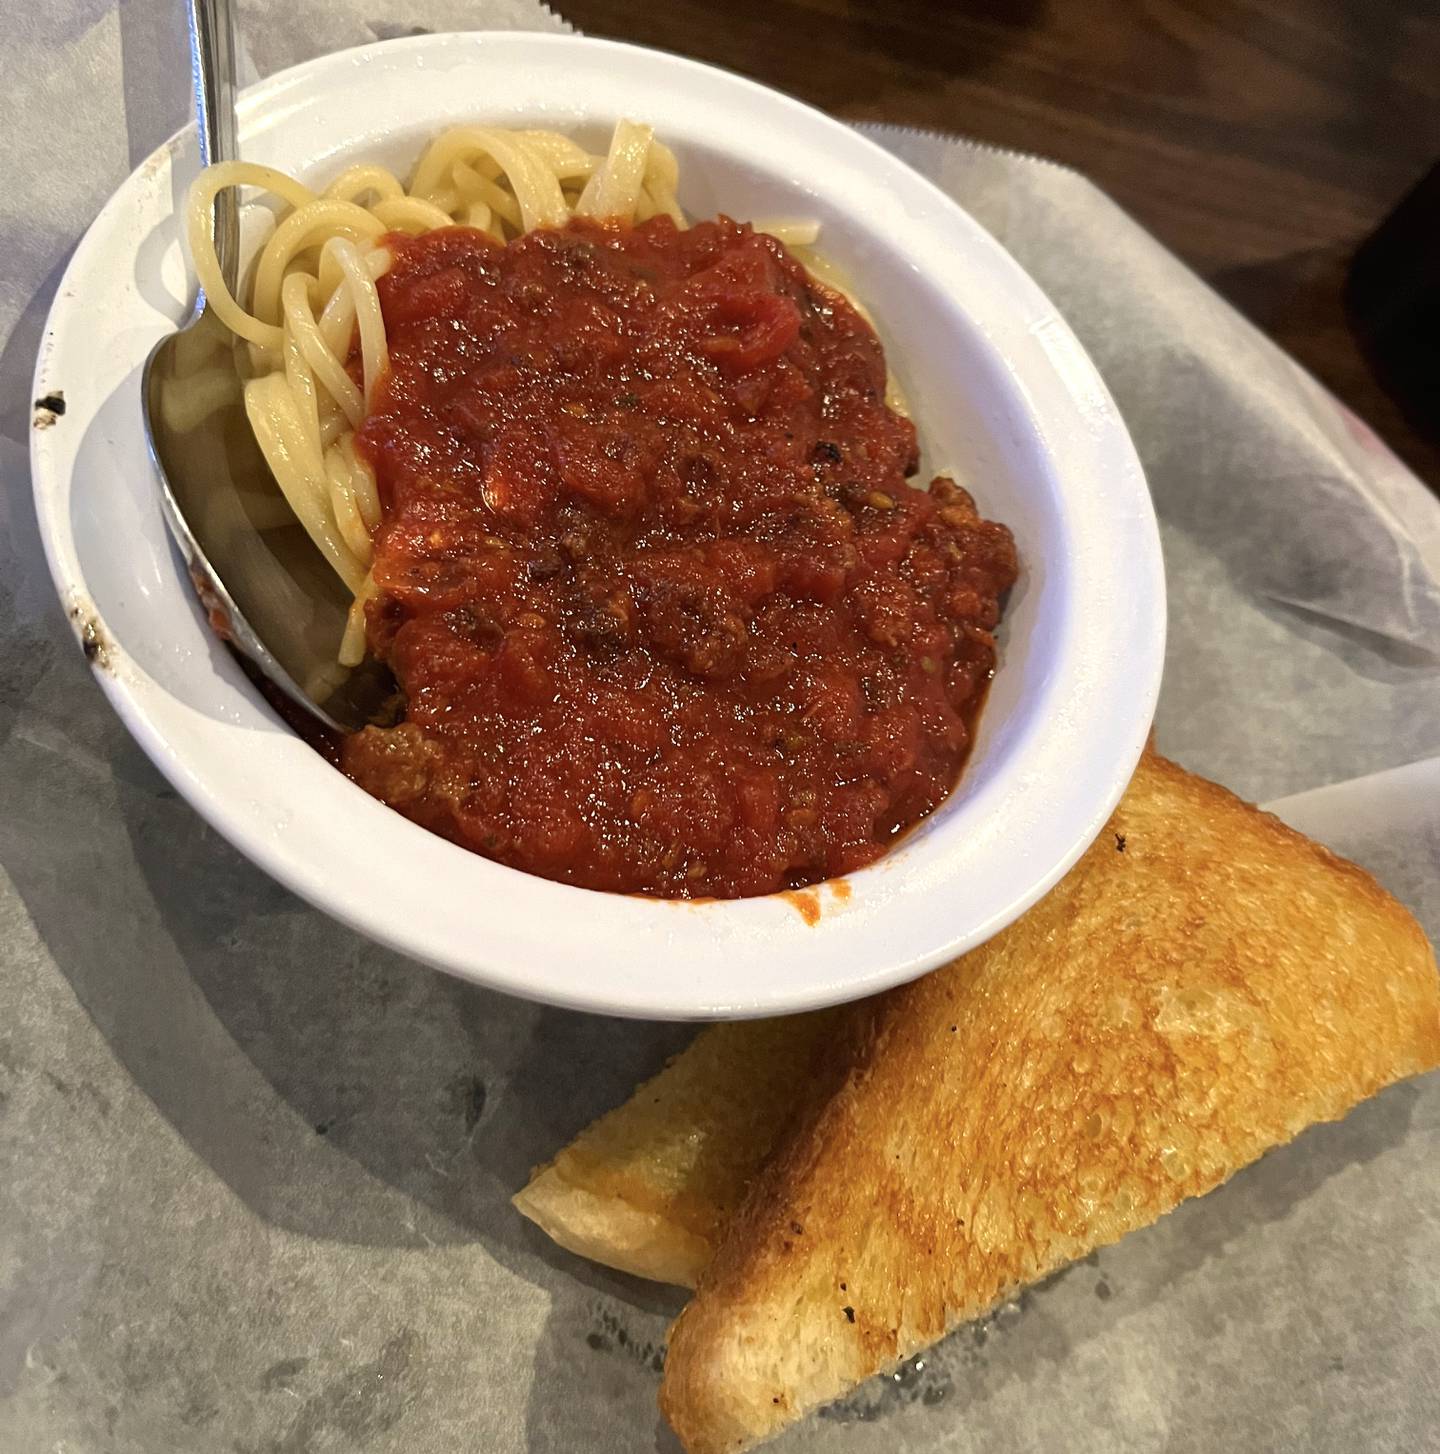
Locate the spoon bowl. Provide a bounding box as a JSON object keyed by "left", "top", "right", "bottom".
{"left": 143, "top": 308, "right": 393, "bottom": 732}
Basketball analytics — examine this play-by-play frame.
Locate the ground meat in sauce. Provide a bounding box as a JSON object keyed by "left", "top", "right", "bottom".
{"left": 342, "top": 215, "right": 1018, "bottom": 898}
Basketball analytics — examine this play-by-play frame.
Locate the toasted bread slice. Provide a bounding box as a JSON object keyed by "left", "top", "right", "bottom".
{"left": 513, "top": 754, "right": 1440, "bottom": 1449}
{"left": 656, "top": 754, "right": 1440, "bottom": 1451}
{"left": 513, "top": 1013, "right": 839, "bottom": 1286}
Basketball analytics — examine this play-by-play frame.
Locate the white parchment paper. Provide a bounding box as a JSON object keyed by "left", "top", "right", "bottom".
{"left": 1, "top": 3, "right": 1437, "bottom": 1451}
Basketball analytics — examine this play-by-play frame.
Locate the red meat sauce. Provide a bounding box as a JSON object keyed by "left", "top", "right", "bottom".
{"left": 342, "top": 215, "right": 1018, "bottom": 899}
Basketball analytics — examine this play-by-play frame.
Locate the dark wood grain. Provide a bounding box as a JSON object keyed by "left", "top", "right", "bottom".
{"left": 561, "top": 0, "right": 1440, "bottom": 486}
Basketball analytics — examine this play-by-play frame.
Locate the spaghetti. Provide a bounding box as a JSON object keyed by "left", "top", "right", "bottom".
{"left": 186, "top": 119, "right": 1019, "bottom": 898}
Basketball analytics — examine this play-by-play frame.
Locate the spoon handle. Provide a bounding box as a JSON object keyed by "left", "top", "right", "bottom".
{"left": 186, "top": 0, "right": 241, "bottom": 294}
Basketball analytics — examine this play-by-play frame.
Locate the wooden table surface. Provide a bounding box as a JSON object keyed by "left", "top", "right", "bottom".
{"left": 563, "top": 0, "right": 1440, "bottom": 489}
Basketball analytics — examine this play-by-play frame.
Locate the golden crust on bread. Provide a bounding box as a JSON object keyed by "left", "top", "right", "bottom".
{"left": 658, "top": 754, "right": 1440, "bottom": 1452}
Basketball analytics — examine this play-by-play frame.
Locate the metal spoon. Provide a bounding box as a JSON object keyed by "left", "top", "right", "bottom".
{"left": 142, "top": 0, "right": 392, "bottom": 734}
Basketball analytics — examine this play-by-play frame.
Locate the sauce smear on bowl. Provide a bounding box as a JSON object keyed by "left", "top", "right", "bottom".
{"left": 343, "top": 216, "right": 1017, "bottom": 897}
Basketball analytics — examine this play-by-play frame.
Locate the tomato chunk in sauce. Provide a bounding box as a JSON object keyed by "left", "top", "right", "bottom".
{"left": 342, "top": 216, "right": 1018, "bottom": 899}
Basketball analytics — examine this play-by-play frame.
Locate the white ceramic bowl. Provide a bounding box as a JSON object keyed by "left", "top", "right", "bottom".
{"left": 30, "top": 32, "right": 1164, "bottom": 1019}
